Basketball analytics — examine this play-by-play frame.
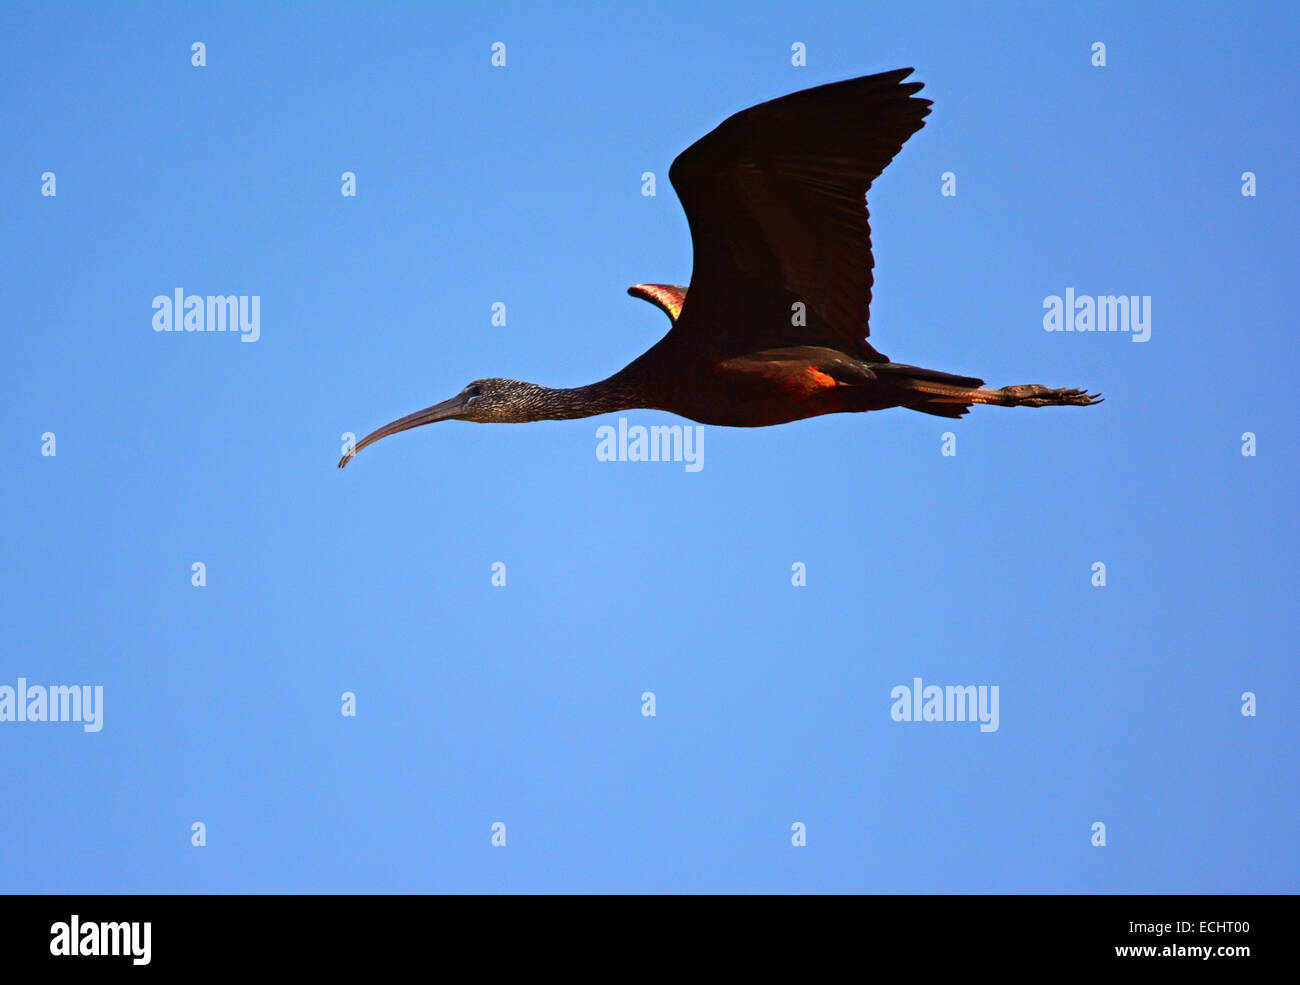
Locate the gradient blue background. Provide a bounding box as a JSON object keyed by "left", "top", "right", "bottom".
{"left": 2, "top": 1, "right": 1295, "bottom": 893}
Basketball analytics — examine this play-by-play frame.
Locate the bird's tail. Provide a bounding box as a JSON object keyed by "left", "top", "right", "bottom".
{"left": 872, "top": 363, "right": 1103, "bottom": 417}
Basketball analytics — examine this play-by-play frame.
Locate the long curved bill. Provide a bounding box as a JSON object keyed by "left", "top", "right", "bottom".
{"left": 338, "top": 394, "right": 466, "bottom": 468}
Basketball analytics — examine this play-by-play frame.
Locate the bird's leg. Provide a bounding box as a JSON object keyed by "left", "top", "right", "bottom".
{"left": 971, "top": 384, "right": 1102, "bottom": 407}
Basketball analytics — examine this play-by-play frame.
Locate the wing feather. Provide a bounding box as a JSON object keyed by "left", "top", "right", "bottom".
{"left": 667, "top": 68, "right": 931, "bottom": 361}
{"left": 627, "top": 283, "right": 688, "bottom": 323}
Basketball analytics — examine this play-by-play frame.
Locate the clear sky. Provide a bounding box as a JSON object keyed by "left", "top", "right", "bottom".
{"left": 2, "top": 1, "right": 1296, "bottom": 893}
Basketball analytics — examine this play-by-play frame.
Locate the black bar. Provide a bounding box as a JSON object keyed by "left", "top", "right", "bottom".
{"left": 0, "top": 894, "right": 1275, "bottom": 971}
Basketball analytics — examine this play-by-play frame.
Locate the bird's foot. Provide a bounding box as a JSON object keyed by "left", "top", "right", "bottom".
{"left": 999, "top": 385, "right": 1103, "bottom": 407}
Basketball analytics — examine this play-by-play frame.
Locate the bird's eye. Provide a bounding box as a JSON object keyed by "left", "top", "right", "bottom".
{"left": 466, "top": 385, "right": 483, "bottom": 399}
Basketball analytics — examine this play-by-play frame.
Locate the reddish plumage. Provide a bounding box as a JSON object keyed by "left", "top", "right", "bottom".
{"left": 339, "top": 69, "right": 1099, "bottom": 468}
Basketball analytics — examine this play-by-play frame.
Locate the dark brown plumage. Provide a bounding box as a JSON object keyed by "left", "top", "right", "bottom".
{"left": 339, "top": 68, "right": 1099, "bottom": 468}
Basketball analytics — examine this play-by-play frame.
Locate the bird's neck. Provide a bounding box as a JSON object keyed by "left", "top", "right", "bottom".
{"left": 531, "top": 374, "right": 648, "bottom": 420}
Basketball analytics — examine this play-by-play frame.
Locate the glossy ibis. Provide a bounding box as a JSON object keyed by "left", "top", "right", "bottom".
{"left": 339, "top": 68, "right": 1099, "bottom": 468}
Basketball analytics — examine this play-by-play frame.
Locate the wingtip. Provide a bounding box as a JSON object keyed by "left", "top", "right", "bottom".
{"left": 879, "top": 67, "right": 926, "bottom": 100}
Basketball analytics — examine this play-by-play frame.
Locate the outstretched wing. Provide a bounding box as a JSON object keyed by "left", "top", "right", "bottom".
{"left": 667, "top": 68, "right": 931, "bottom": 361}
{"left": 627, "top": 283, "right": 688, "bottom": 323}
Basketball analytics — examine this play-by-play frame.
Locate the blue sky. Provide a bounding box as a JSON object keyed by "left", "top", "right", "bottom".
{"left": 1, "top": 1, "right": 1296, "bottom": 893}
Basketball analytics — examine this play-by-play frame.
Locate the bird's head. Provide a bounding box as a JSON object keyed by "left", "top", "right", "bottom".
{"left": 338, "top": 378, "right": 550, "bottom": 467}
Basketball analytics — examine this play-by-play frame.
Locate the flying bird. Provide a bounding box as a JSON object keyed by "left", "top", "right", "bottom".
{"left": 339, "top": 68, "right": 1099, "bottom": 468}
